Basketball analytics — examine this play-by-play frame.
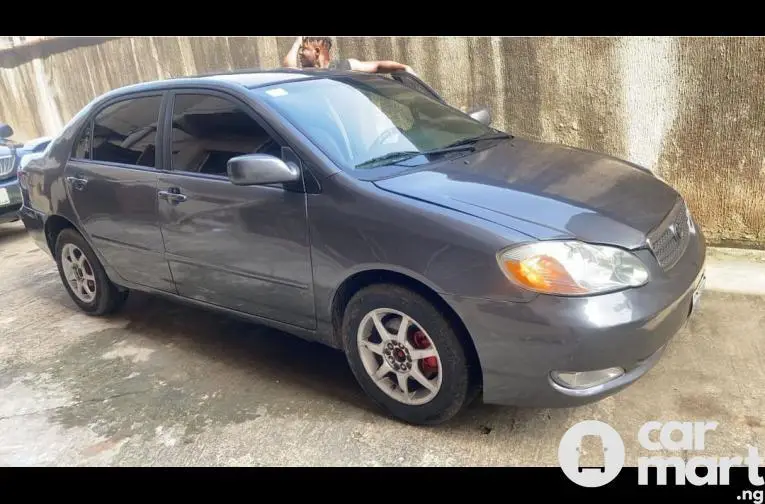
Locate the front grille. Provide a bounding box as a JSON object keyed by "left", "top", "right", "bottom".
{"left": 646, "top": 198, "right": 693, "bottom": 271}
{"left": 0, "top": 155, "right": 14, "bottom": 180}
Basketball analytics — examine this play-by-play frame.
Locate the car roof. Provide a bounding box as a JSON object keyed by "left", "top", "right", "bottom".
{"left": 99, "top": 67, "right": 378, "bottom": 99}
{"left": 62, "top": 67, "right": 409, "bottom": 137}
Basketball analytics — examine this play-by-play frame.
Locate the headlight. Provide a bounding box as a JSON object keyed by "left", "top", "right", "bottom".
{"left": 497, "top": 241, "right": 649, "bottom": 296}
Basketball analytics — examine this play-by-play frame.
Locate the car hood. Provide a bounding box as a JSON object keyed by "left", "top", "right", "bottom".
{"left": 373, "top": 137, "right": 680, "bottom": 249}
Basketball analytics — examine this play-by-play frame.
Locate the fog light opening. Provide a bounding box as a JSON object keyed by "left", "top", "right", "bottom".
{"left": 551, "top": 367, "right": 625, "bottom": 390}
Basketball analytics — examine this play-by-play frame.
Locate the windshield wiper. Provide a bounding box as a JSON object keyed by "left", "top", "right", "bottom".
{"left": 441, "top": 132, "right": 511, "bottom": 149}
{"left": 355, "top": 150, "right": 422, "bottom": 169}
{"left": 354, "top": 132, "right": 511, "bottom": 169}
{"left": 355, "top": 144, "right": 476, "bottom": 169}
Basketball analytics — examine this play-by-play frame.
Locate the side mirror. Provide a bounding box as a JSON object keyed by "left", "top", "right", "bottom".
{"left": 0, "top": 123, "right": 13, "bottom": 139}
{"left": 227, "top": 153, "right": 300, "bottom": 186}
{"left": 467, "top": 107, "right": 491, "bottom": 126}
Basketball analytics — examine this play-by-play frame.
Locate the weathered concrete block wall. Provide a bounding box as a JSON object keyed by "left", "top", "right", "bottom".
{"left": 1, "top": 36, "right": 763, "bottom": 247}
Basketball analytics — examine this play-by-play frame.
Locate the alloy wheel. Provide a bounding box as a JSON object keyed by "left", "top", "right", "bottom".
{"left": 356, "top": 308, "right": 443, "bottom": 406}
{"left": 60, "top": 243, "right": 97, "bottom": 303}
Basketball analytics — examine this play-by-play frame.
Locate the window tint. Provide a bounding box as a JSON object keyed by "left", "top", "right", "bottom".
{"left": 91, "top": 95, "right": 162, "bottom": 168}
{"left": 71, "top": 121, "right": 92, "bottom": 159}
{"left": 170, "top": 94, "right": 281, "bottom": 176}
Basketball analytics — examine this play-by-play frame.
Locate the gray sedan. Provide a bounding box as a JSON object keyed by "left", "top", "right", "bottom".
{"left": 11, "top": 68, "right": 706, "bottom": 425}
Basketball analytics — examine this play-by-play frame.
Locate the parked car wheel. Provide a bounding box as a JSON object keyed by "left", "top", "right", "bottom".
{"left": 342, "top": 284, "right": 477, "bottom": 425}
{"left": 54, "top": 228, "right": 128, "bottom": 315}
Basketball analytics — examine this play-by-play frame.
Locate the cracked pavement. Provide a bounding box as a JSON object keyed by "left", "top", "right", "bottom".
{"left": 1, "top": 221, "right": 764, "bottom": 466}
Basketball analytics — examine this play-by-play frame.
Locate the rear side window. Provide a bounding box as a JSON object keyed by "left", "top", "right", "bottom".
{"left": 91, "top": 95, "right": 162, "bottom": 168}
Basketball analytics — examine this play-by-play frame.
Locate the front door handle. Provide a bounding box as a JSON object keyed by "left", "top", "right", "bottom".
{"left": 158, "top": 189, "right": 187, "bottom": 204}
{"left": 66, "top": 176, "right": 88, "bottom": 191}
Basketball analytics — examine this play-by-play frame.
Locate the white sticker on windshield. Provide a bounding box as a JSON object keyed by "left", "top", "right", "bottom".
{"left": 266, "top": 88, "right": 288, "bottom": 97}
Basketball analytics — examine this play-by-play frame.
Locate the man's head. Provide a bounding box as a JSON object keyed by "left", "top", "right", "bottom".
{"left": 298, "top": 36, "right": 333, "bottom": 68}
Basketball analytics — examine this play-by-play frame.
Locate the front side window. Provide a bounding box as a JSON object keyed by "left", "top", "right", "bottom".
{"left": 251, "top": 75, "right": 496, "bottom": 175}
{"left": 91, "top": 95, "right": 162, "bottom": 168}
{"left": 169, "top": 93, "right": 281, "bottom": 177}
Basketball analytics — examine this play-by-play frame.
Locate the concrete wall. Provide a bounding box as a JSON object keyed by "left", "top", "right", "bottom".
{"left": 0, "top": 36, "right": 762, "bottom": 247}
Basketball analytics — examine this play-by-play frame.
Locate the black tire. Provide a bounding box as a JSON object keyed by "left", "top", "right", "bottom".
{"left": 54, "top": 228, "right": 128, "bottom": 316}
{"left": 341, "top": 283, "right": 479, "bottom": 426}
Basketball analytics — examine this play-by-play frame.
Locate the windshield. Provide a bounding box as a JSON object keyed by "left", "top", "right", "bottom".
{"left": 251, "top": 75, "right": 499, "bottom": 174}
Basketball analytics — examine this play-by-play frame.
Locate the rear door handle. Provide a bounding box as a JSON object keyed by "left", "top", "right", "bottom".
{"left": 158, "top": 190, "right": 187, "bottom": 204}
{"left": 66, "top": 176, "right": 88, "bottom": 191}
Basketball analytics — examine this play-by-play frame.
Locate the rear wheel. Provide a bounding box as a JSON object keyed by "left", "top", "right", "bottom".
{"left": 54, "top": 228, "right": 128, "bottom": 316}
{"left": 342, "top": 284, "right": 478, "bottom": 425}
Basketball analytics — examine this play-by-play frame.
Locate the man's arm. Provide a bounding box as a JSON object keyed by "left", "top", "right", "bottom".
{"left": 282, "top": 36, "right": 303, "bottom": 68}
{"left": 346, "top": 58, "right": 416, "bottom": 75}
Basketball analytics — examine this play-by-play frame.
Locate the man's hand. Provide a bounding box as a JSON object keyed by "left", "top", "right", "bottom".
{"left": 282, "top": 36, "right": 304, "bottom": 68}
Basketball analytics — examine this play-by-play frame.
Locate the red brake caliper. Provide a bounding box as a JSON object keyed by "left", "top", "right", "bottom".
{"left": 412, "top": 330, "right": 438, "bottom": 375}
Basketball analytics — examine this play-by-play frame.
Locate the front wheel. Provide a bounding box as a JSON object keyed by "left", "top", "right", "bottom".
{"left": 342, "top": 284, "right": 478, "bottom": 425}
{"left": 54, "top": 228, "right": 128, "bottom": 316}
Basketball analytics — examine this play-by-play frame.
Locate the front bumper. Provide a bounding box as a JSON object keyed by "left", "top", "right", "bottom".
{"left": 446, "top": 228, "right": 707, "bottom": 408}
{"left": 0, "top": 178, "right": 22, "bottom": 223}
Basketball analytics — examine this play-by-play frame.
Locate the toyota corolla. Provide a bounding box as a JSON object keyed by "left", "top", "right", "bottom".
{"left": 13, "top": 68, "right": 706, "bottom": 425}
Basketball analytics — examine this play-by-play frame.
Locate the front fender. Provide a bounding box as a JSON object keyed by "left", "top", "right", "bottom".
{"left": 308, "top": 174, "right": 540, "bottom": 344}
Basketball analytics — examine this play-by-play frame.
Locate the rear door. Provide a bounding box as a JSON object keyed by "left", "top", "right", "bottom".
{"left": 155, "top": 89, "right": 315, "bottom": 329}
{"left": 65, "top": 91, "right": 175, "bottom": 292}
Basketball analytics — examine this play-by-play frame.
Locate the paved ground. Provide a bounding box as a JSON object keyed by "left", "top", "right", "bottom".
{"left": 1, "top": 220, "right": 764, "bottom": 467}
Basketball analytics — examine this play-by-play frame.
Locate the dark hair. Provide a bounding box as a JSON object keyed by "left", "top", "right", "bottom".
{"left": 302, "top": 36, "right": 332, "bottom": 50}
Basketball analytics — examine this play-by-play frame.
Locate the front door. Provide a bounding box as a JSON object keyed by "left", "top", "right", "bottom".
{"left": 156, "top": 91, "right": 315, "bottom": 330}
{"left": 65, "top": 92, "right": 175, "bottom": 292}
